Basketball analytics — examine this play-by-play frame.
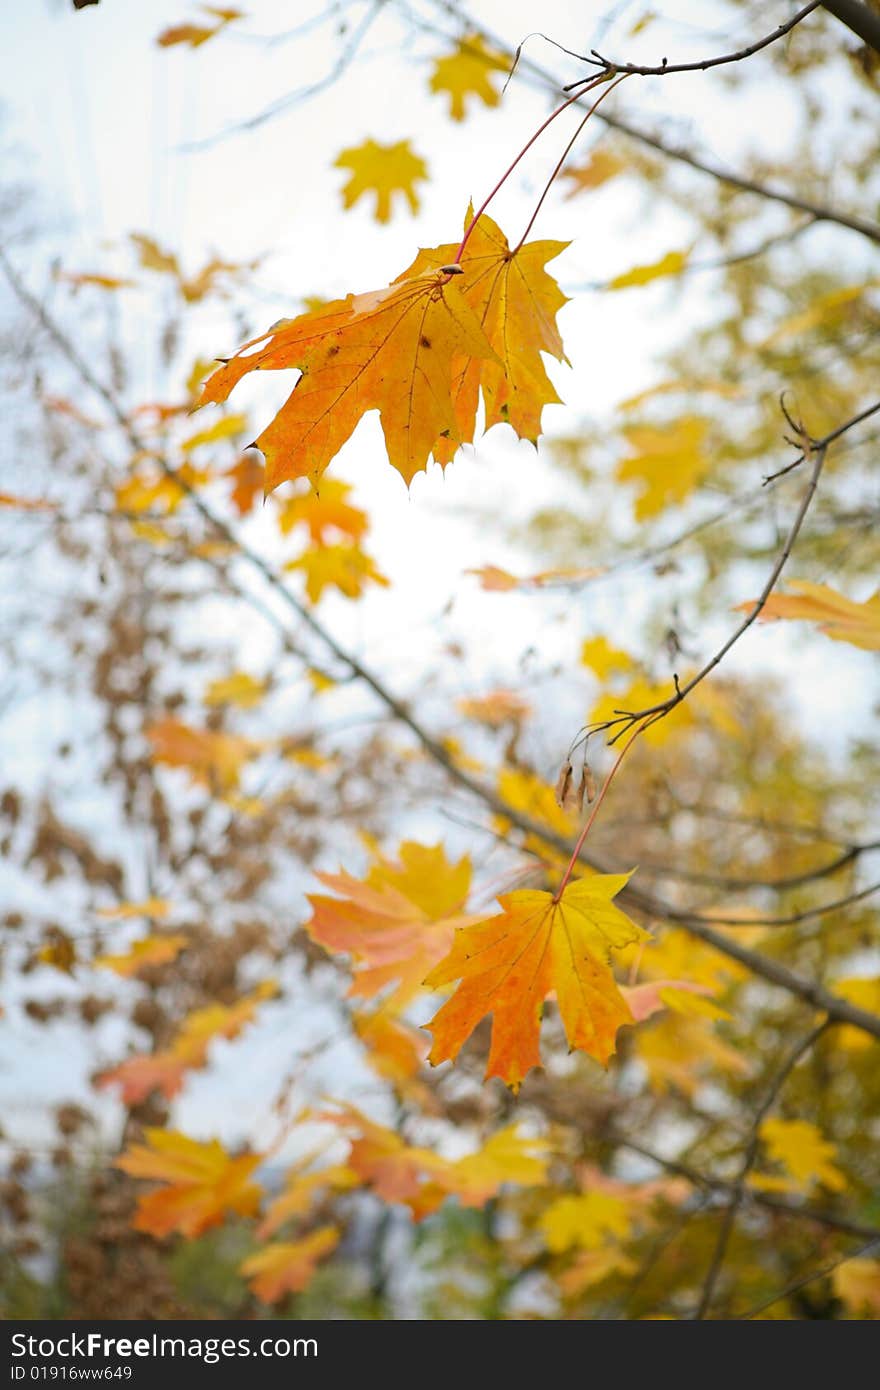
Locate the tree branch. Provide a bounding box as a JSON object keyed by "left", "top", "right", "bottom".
{"left": 419, "top": 1, "right": 880, "bottom": 247}
{"left": 5, "top": 247, "right": 880, "bottom": 1049}
{"left": 821, "top": 0, "right": 880, "bottom": 52}
{"left": 565, "top": 3, "right": 822, "bottom": 83}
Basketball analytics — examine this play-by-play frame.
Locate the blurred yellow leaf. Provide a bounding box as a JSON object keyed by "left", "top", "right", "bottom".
{"left": 608, "top": 249, "right": 689, "bottom": 290}
{"left": 428, "top": 34, "right": 508, "bottom": 121}
{"left": 334, "top": 138, "right": 428, "bottom": 223}
{"left": 204, "top": 671, "right": 268, "bottom": 709}
{"left": 616, "top": 417, "right": 710, "bottom": 519}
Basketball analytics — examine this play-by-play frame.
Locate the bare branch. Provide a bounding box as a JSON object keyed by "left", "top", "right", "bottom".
{"left": 821, "top": 0, "right": 880, "bottom": 53}
{"left": 564, "top": 3, "right": 822, "bottom": 83}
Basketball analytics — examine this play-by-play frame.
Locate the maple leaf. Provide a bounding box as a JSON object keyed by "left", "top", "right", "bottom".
{"left": 93, "top": 934, "right": 187, "bottom": 977}
{"left": 334, "top": 138, "right": 429, "bottom": 224}
{"left": 181, "top": 413, "right": 247, "bottom": 452}
{"left": 352, "top": 1011, "right": 430, "bottom": 1098}
{"left": 457, "top": 689, "right": 531, "bottom": 727}
{"left": 96, "top": 898, "right": 171, "bottom": 920}
{"left": 833, "top": 1259, "right": 880, "bottom": 1317}
{"left": 55, "top": 271, "right": 137, "bottom": 292}
{"left": 541, "top": 1190, "right": 631, "bottom": 1253}
{"left": 303, "top": 841, "right": 482, "bottom": 1009}
{"left": 257, "top": 1165, "right": 357, "bottom": 1240}
{"left": 203, "top": 671, "right": 268, "bottom": 709}
{"left": 321, "top": 1106, "right": 547, "bottom": 1218}
{"left": 615, "top": 417, "right": 710, "bottom": 520}
{"left": 98, "top": 983, "right": 277, "bottom": 1103}
{"left": 443, "top": 1125, "right": 548, "bottom": 1207}
{"left": 735, "top": 581, "right": 880, "bottom": 651}
{"left": 401, "top": 211, "right": 569, "bottom": 461}
{"left": 197, "top": 267, "right": 498, "bottom": 492}
{"left": 755, "top": 1117, "right": 846, "bottom": 1193}
{"left": 147, "top": 717, "right": 263, "bottom": 792}
{"left": 224, "top": 453, "right": 264, "bottom": 515}
{"left": 558, "top": 1247, "right": 638, "bottom": 1296}
{"left": 240, "top": 1228, "right": 339, "bottom": 1302}
{"left": 580, "top": 636, "right": 634, "bottom": 681}
{"left": 130, "top": 233, "right": 180, "bottom": 275}
{"left": 285, "top": 542, "right": 389, "bottom": 604}
{"left": 276, "top": 479, "right": 367, "bottom": 544}
{"left": 429, "top": 34, "right": 508, "bottom": 121}
{"left": 608, "top": 248, "right": 689, "bottom": 290}
{"left": 561, "top": 149, "right": 624, "bottom": 198}
{"left": 116, "top": 1129, "right": 263, "bottom": 1238}
{"left": 424, "top": 873, "right": 648, "bottom": 1088}
{"left": 467, "top": 564, "right": 603, "bottom": 591}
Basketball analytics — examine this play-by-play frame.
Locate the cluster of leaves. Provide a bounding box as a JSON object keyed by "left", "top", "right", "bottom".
{"left": 2, "top": 0, "right": 879, "bottom": 1322}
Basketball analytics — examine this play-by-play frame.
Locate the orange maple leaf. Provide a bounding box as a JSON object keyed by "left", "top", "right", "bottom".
{"left": 116, "top": 1129, "right": 263, "bottom": 1238}
{"left": 424, "top": 872, "right": 648, "bottom": 1088}
{"left": 197, "top": 267, "right": 498, "bottom": 492}
{"left": 225, "top": 453, "right": 264, "bottom": 516}
{"left": 303, "top": 841, "right": 483, "bottom": 1009}
{"left": 98, "top": 983, "right": 277, "bottom": 1104}
{"left": 240, "top": 1228, "right": 339, "bottom": 1302}
{"left": 321, "top": 1105, "right": 548, "bottom": 1219}
{"left": 735, "top": 580, "right": 880, "bottom": 651}
{"left": 146, "top": 717, "right": 263, "bottom": 792}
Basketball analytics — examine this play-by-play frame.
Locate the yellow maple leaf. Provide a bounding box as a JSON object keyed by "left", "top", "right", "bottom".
{"left": 94, "top": 934, "right": 187, "bottom": 977}
{"left": 581, "top": 635, "right": 634, "bottom": 681}
{"left": 832, "top": 977, "right": 880, "bottom": 1050}
{"left": 276, "top": 478, "right": 367, "bottom": 544}
{"left": 203, "top": 671, "right": 268, "bottom": 709}
{"left": 304, "top": 841, "right": 482, "bottom": 1009}
{"left": 735, "top": 581, "right": 880, "bottom": 651}
{"left": 285, "top": 542, "right": 389, "bottom": 603}
{"left": 424, "top": 872, "right": 648, "bottom": 1088}
{"left": 833, "top": 1258, "right": 880, "bottom": 1317}
{"left": 181, "top": 413, "right": 248, "bottom": 452}
{"left": 541, "top": 1190, "right": 631, "bottom": 1253}
{"left": 608, "top": 248, "right": 689, "bottom": 290}
{"left": 756, "top": 1117, "right": 846, "bottom": 1193}
{"left": 240, "top": 1229, "right": 339, "bottom": 1302}
{"left": 116, "top": 1129, "right": 263, "bottom": 1238}
{"left": 615, "top": 417, "right": 710, "bottom": 520}
{"left": 96, "top": 898, "right": 170, "bottom": 920}
{"left": 428, "top": 34, "right": 508, "bottom": 121}
{"left": 334, "top": 138, "right": 428, "bottom": 223}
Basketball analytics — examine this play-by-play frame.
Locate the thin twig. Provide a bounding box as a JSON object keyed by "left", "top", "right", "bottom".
{"left": 736, "top": 1236, "right": 880, "bottom": 1319}
{"left": 563, "top": 3, "right": 822, "bottom": 83}
{"left": 693, "top": 1019, "right": 832, "bottom": 1318}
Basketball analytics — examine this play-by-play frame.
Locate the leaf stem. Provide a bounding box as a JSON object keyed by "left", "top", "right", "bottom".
{"left": 512, "top": 72, "right": 630, "bottom": 253}
{"left": 552, "top": 715, "right": 655, "bottom": 901}
{"left": 452, "top": 72, "right": 612, "bottom": 264}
